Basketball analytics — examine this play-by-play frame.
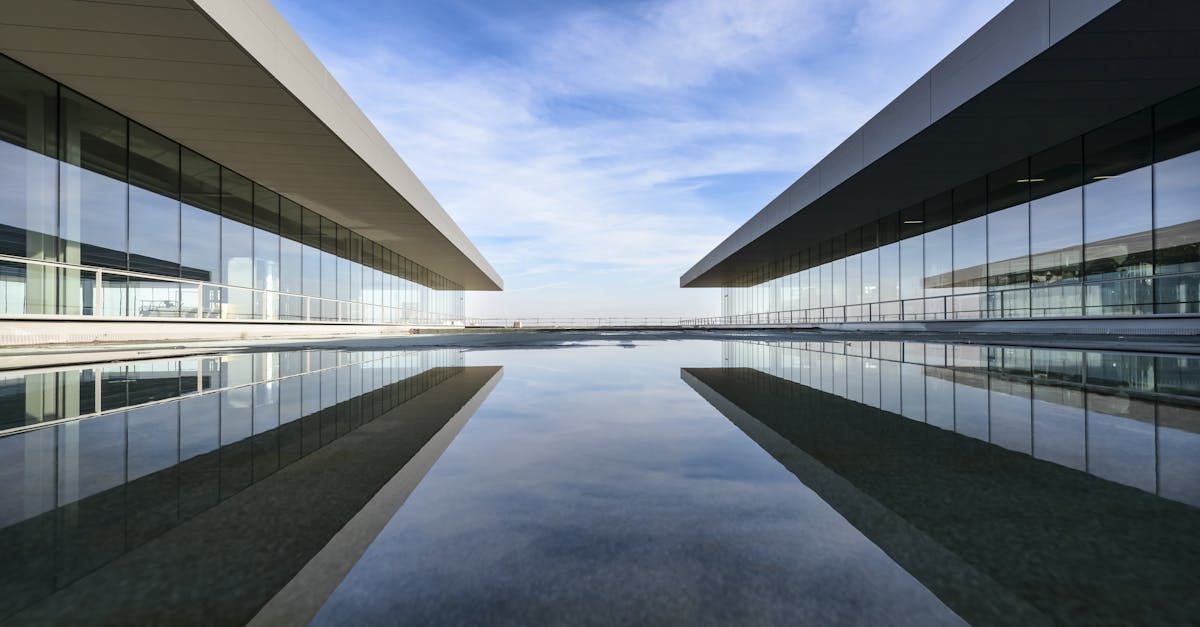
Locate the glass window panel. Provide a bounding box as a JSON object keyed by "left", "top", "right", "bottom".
{"left": 1083, "top": 111, "right": 1153, "bottom": 281}
{"left": 1030, "top": 139, "right": 1083, "bottom": 294}
{"left": 988, "top": 158, "right": 1030, "bottom": 214}
{"left": 845, "top": 252, "right": 861, "bottom": 306}
{"left": 280, "top": 238, "right": 302, "bottom": 295}
{"left": 337, "top": 227, "right": 350, "bottom": 302}
{"left": 320, "top": 215, "right": 336, "bottom": 254}
{"left": 860, "top": 247, "right": 878, "bottom": 304}
{"left": 301, "top": 244, "right": 320, "bottom": 315}
{"left": 128, "top": 123, "right": 180, "bottom": 276}
{"left": 819, "top": 262, "right": 832, "bottom": 308}
{"left": 1154, "top": 86, "right": 1200, "bottom": 276}
{"left": 221, "top": 218, "right": 252, "bottom": 288}
{"left": 220, "top": 168, "right": 252, "bottom": 227}
{"left": 252, "top": 185, "right": 279, "bottom": 295}
{"left": 899, "top": 236, "right": 923, "bottom": 301}
{"left": 987, "top": 203, "right": 1030, "bottom": 290}
{"left": 181, "top": 148, "right": 219, "bottom": 214}
{"left": 831, "top": 258, "right": 845, "bottom": 308}
{"left": 924, "top": 225, "right": 952, "bottom": 299}
{"left": 900, "top": 203, "right": 923, "bottom": 239}
{"left": 879, "top": 242, "right": 900, "bottom": 302}
{"left": 280, "top": 197, "right": 302, "bottom": 240}
{"left": 0, "top": 56, "right": 58, "bottom": 265}
{"left": 180, "top": 203, "right": 219, "bottom": 283}
{"left": 952, "top": 216, "right": 986, "bottom": 295}
{"left": 953, "top": 177, "right": 987, "bottom": 222}
{"left": 253, "top": 231, "right": 278, "bottom": 317}
{"left": 59, "top": 88, "right": 127, "bottom": 270}
{"left": 301, "top": 207, "right": 321, "bottom": 248}
{"left": 925, "top": 192, "right": 952, "bottom": 231}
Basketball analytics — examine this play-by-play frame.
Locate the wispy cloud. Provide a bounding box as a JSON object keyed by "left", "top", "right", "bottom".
{"left": 275, "top": 0, "right": 1008, "bottom": 318}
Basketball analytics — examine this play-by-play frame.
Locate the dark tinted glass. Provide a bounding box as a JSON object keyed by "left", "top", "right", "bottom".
{"left": 988, "top": 159, "right": 1030, "bottom": 213}
{"left": 181, "top": 148, "right": 219, "bottom": 214}
{"left": 253, "top": 185, "right": 279, "bottom": 232}
{"left": 59, "top": 88, "right": 127, "bottom": 270}
{"left": 1154, "top": 88, "right": 1200, "bottom": 277}
{"left": 1083, "top": 111, "right": 1153, "bottom": 282}
{"left": 220, "top": 169, "right": 253, "bottom": 226}
{"left": 0, "top": 55, "right": 58, "bottom": 261}
{"left": 1030, "top": 140, "right": 1083, "bottom": 287}
{"left": 900, "top": 204, "right": 923, "bottom": 239}
{"left": 280, "top": 198, "right": 302, "bottom": 242}
{"left": 180, "top": 204, "right": 220, "bottom": 282}
{"left": 953, "top": 177, "right": 987, "bottom": 222}
{"left": 129, "top": 123, "right": 177, "bottom": 199}
{"left": 925, "top": 192, "right": 952, "bottom": 231}
{"left": 128, "top": 123, "right": 180, "bottom": 275}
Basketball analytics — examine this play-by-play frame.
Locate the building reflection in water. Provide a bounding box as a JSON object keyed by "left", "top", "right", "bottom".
{"left": 0, "top": 348, "right": 501, "bottom": 624}
{"left": 683, "top": 339, "right": 1200, "bottom": 625}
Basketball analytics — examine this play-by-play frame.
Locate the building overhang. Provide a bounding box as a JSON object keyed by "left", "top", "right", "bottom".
{"left": 682, "top": 0, "right": 1200, "bottom": 288}
{"left": 0, "top": 0, "right": 502, "bottom": 290}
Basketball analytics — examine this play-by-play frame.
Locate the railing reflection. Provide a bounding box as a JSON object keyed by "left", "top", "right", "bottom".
{"left": 703, "top": 339, "right": 1200, "bottom": 507}
{"left": 683, "top": 342, "right": 1200, "bottom": 624}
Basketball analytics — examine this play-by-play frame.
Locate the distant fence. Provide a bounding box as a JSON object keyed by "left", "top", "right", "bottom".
{"left": 465, "top": 317, "right": 698, "bottom": 328}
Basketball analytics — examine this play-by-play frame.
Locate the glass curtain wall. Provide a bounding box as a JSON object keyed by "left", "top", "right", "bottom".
{"left": 717, "top": 84, "right": 1200, "bottom": 324}
{"left": 0, "top": 54, "right": 464, "bottom": 324}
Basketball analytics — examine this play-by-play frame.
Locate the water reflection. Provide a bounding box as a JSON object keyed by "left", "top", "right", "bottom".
{"left": 684, "top": 339, "right": 1200, "bottom": 624}
{"left": 0, "top": 348, "right": 500, "bottom": 624}
{"left": 0, "top": 338, "right": 1196, "bottom": 624}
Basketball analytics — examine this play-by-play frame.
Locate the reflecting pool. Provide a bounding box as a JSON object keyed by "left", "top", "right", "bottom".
{"left": 0, "top": 338, "right": 1197, "bottom": 625}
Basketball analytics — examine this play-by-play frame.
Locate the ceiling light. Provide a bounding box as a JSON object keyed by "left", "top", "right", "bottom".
{"left": 1016, "top": 178, "right": 1045, "bottom": 183}
{"left": 1092, "top": 175, "right": 1117, "bottom": 180}
{"left": 902, "top": 220, "right": 923, "bottom": 224}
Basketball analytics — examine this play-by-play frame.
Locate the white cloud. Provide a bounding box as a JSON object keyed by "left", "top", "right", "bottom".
{"left": 283, "top": 0, "right": 1009, "bottom": 319}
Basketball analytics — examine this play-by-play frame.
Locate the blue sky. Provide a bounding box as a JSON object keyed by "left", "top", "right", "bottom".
{"left": 274, "top": 0, "right": 1009, "bottom": 319}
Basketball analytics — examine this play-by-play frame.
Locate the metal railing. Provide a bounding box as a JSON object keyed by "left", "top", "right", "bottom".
{"left": 686, "top": 274, "right": 1199, "bottom": 326}
{"left": 466, "top": 317, "right": 694, "bottom": 328}
{"left": 0, "top": 253, "right": 464, "bottom": 326}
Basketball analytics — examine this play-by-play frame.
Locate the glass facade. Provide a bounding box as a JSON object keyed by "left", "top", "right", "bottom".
{"left": 0, "top": 54, "right": 465, "bottom": 324}
{"left": 709, "top": 86, "right": 1200, "bottom": 324}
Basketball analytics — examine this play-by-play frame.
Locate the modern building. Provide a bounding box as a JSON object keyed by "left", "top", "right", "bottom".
{"left": 682, "top": 0, "right": 1200, "bottom": 331}
{"left": 0, "top": 1, "right": 501, "bottom": 345}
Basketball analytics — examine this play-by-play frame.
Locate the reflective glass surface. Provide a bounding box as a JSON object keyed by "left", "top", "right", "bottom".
{"left": 0, "top": 53, "right": 464, "bottom": 324}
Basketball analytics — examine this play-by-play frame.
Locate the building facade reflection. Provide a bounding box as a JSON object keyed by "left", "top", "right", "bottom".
{"left": 698, "top": 340, "right": 1200, "bottom": 506}
{"left": 0, "top": 348, "right": 500, "bottom": 623}
{"left": 683, "top": 340, "right": 1200, "bottom": 624}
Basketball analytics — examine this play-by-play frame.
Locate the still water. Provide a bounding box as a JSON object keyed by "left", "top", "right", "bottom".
{"left": 0, "top": 338, "right": 1197, "bottom": 625}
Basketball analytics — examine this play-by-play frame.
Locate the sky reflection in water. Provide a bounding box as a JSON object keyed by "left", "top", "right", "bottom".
{"left": 0, "top": 338, "right": 1196, "bottom": 625}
